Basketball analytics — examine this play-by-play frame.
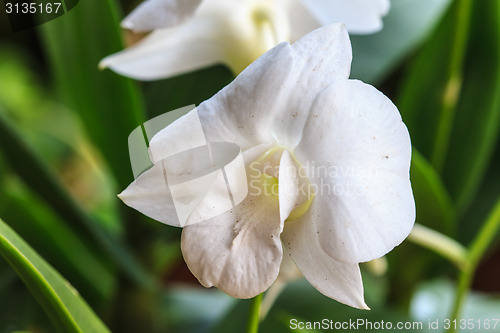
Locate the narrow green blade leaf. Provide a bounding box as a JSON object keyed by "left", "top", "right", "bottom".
{"left": 458, "top": 145, "right": 500, "bottom": 244}
{"left": 0, "top": 217, "right": 111, "bottom": 333}
{"left": 1, "top": 179, "right": 115, "bottom": 305}
{"left": 398, "top": 0, "right": 500, "bottom": 215}
{"left": 38, "top": 0, "right": 145, "bottom": 189}
{"left": 411, "top": 149, "right": 455, "bottom": 234}
{"left": 441, "top": 0, "right": 500, "bottom": 212}
{"left": 397, "top": 3, "right": 457, "bottom": 162}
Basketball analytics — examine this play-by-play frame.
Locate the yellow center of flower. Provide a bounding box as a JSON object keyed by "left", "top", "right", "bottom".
{"left": 224, "top": 1, "right": 290, "bottom": 75}
{"left": 261, "top": 173, "right": 279, "bottom": 197}
{"left": 252, "top": 4, "right": 280, "bottom": 47}
{"left": 286, "top": 192, "right": 314, "bottom": 222}
{"left": 251, "top": 146, "right": 314, "bottom": 221}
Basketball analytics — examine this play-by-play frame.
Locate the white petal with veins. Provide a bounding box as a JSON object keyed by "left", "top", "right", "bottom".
{"left": 181, "top": 145, "right": 284, "bottom": 297}
{"left": 197, "top": 24, "right": 352, "bottom": 150}
{"left": 270, "top": 24, "right": 352, "bottom": 148}
{"left": 119, "top": 162, "right": 179, "bottom": 225}
{"left": 197, "top": 42, "right": 293, "bottom": 149}
{"left": 294, "top": 79, "right": 414, "bottom": 263}
{"left": 99, "top": 18, "right": 224, "bottom": 80}
{"left": 121, "top": 142, "right": 248, "bottom": 227}
{"left": 282, "top": 207, "right": 369, "bottom": 309}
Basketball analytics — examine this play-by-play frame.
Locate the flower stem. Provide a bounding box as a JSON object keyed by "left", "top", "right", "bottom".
{"left": 431, "top": 0, "right": 473, "bottom": 172}
{"left": 407, "top": 223, "right": 469, "bottom": 270}
{"left": 448, "top": 197, "right": 500, "bottom": 332}
{"left": 260, "top": 282, "right": 285, "bottom": 321}
{"left": 247, "top": 293, "right": 263, "bottom": 333}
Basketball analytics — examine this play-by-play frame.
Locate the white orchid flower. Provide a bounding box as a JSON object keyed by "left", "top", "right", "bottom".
{"left": 119, "top": 24, "right": 415, "bottom": 308}
{"left": 100, "top": 0, "right": 390, "bottom": 80}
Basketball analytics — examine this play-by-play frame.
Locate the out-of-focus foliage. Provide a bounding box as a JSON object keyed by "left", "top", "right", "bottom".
{"left": 351, "top": 0, "right": 453, "bottom": 84}
{"left": 411, "top": 280, "right": 500, "bottom": 333}
{"left": 410, "top": 149, "right": 455, "bottom": 234}
{"left": 398, "top": 0, "right": 500, "bottom": 216}
{"left": 38, "top": 0, "right": 145, "bottom": 190}
{"left": 0, "top": 0, "right": 499, "bottom": 332}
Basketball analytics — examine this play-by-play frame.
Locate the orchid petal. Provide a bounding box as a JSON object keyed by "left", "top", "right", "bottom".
{"left": 277, "top": 246, "right": 302, "bottom": 282}
{"left": 270, "top": 24, "right": 352, "bottom": 148}
{"left": 180, "top": 143, "right": 283, "bottom": 298}
{"left": 148, "top": 108, "right": 206, "bottom": 164}
{"left": 286, "top": 0, "right": 321, "bottom": 42}
{"left": 139, "top": 42, "right": 293, "bottom": 153}
{"left": 278, "top": 149, "right": 311, "bottom": 227}
{"left": 121, "top": 0, "right": 203, "bottom": 32}
{"left": 278, "top": 150, "right": 301, "bottom": 226}
{"left": 118, "top": 162, "right": 179, "bottom": 225}
{"left": 120, "top": 141, "right": 248, "bottom": 227}
{"left": 299, "top": 0, "right": 390, "bottom": 34}
{"left": 196, "top": 24, "right": 351, "bottom": 150}
{"left": 196, "top": 42, "right": 294, "bottom": 150}
{"left": 164, "top": 142, "right": 248, "bottom": 226}
{"left": 294, "top": 79, "right": 415, "bottom": 263}
{"left": 181, "top": 193, "right": 282, "bottom": 298}
{"left": 99, "top": 19, "right": 224, "bottom": 81}
{"left": 282, "top": 208, "right": 368, "bottom": 309}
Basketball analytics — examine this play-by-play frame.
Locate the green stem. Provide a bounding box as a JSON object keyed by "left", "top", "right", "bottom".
{"left": 407, "top": 223, "right": 469, "bottom": 270}
{"left": 431, "top": 0, "right": 473, "bottom": 172}
{"left": 260, "top": 282, "right": 285, "bottom": 321}
{"left": 247, "top": 293, "right": 263, "bottom": 333}
{"left": 448, "top": 197, "right": 500, "bottom": 333}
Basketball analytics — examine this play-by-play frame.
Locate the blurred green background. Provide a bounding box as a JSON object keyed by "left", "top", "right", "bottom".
{"left": 0, "top": 0, "right": 499, "bottom": 332}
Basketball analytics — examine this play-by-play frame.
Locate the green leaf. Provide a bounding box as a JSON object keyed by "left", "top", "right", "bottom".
{"left": 143, "top": 65, "right": 234, "bottom": 119}
{"left": 411, "top": 149, "right": 455, "bottom": 234}
{"left": 38, "top": 0, "right": 145, "bottom": 189}
{"left": 397, "top": 3, "right": 458, "bottom": 162}
{"left": 458, "top": 145, "right": 500, "bottom": 244}
{"left": 1, "top": 178, "right": 115, "bottom": 305}
{"left": 0, "top": 47, "right": 121, "bottom": 234}
{"left": 0, "top": 263, "right": 55, "bottom": 331}
{"left": 0, "top": 217, "right": 111, "bottom": 333}
{"left": 350, "top": 0, "right": 452, "bottom": 84}
{"left": 441, "top": 0, "right": 500, "bottom": 212}
{"left": 398, "top": 0, "right": 500, "bottom": 214}
{"left": 0, "top": 109, "right": 151, "bottom": 288}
